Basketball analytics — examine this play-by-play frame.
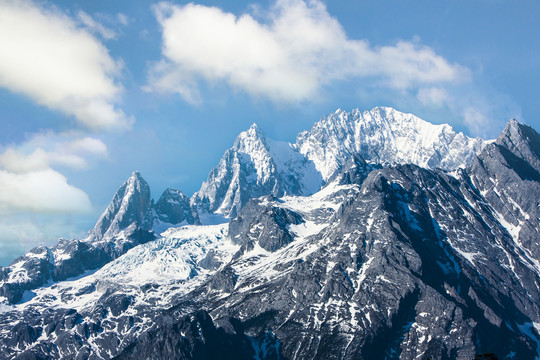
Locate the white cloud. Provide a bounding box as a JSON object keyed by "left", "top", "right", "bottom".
{"left": 0, "top": 0, "right": 131, "bottom": 131}
{"left": 0, "top": 169, "right": 92, "bottom": 214}
{"left": 63, "top": 137, "right": 108, "bottom": 156}
{"left": 0, "top": 134, "right": 108, "bottom": 173}
{"left": 417, "top": 87, "right": 449, "bottom": 107}
{"left": 0, "top": 133, "right": 108, "bottom": 214}
{"left": 77, "top": 10, "right": 118, "bottom": 40}
{"left": 462, "top": 107, "right": 494, "bottom": 138}
{"left": 117, "top": 13, "right": 130, "bottom": 26}
{"left": 148, "top": 0, "right": 467, "bottom": 103}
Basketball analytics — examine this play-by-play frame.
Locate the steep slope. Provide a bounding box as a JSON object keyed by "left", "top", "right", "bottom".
{"left": 468, "top": 119, "right": 540, "bottom": 263}
{"left": 88, "top": 171, "right": 151, "bottom": 241}
{"left": 296, "top": 106, "right": 486, "bottom": 180}
{"left": 192, "top": 123, "right": 322, "bottom": 219}
{"left": 183, "top": 165, "right": 540, "bottom": 359}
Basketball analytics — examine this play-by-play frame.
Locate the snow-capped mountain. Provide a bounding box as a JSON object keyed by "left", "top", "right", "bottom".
{"left": 191, "top": 123, "right": 322, "bottom": 219}
{"left": 192, "top": 107, "right": 484, "bottom": 221}
{"left": 1, "top": 107, "right": 540, "bottom": 360}
{"left": 297, "top": 106, "right": 486, "bottom": 180}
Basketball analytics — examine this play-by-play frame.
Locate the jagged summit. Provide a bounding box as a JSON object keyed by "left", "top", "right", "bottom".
{"left": 496, "top": 118, "right": 540, "bottom": 173}
{"left": 469, "top": 118, "right": 540, "bottom": 263}
{"left": 247, "top": 122, "right": 263, "bottom": 133}
{"left": 296, "top": 106, "right": 486, "bottom": 180}
{"left": 88, "top": 171, "right": 151, "bottom": 241}
{"left": 192, "top": 123, "right": 322, "bottom": 219}
{"left": 192, "top": 107, "right": 488, "bottom": 219}
{"left": 130, "top": 170, "right": 143, "bottom": 178}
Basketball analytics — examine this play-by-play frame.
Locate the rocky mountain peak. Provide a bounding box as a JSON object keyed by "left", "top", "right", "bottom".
{"left": 192, "top": 122, "right": 322, "bottom": 220}
{"left": 129, "top": 170, "right": 143, "bottom": 180}
{"left": 247, "top": 122, "right": 263, "bottom": 135}
{"left": 233, "top": 122, "right": 269, "bottom": 153}
{"left": 149, "top": 188, "right": 196, "bottom": 227}
{"left": 88, "top": 171, "right": 151, "bottom": 241}
{"left": 496, "top": 118, "right": 540, "bottom": 173}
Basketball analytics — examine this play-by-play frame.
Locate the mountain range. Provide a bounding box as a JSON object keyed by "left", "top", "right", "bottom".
{"left": 0, "top": 106, "right": 539, "bottom": 360}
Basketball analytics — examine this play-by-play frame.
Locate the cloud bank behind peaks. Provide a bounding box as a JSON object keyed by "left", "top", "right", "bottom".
{"left": 0, "top": 0, "right": 131, "bottom": 131}
{"left": 148, "top": 0, "right": 468, "bottom": 104}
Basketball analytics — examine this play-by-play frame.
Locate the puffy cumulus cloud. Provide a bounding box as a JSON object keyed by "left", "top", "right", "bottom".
{"left": 0, "top": 133, "right": 108, "bottom": 215}
{"left": 147, "top": 0, "right": 467, "bottom": 103}
{"left": 0, "top": 0, "right": 131, "bottom": 131}
{"left": 0, "top": 169, "right": 92, "bottom": 214}
{"left": 0, "top": 134, "right": 108, "bottom": 173}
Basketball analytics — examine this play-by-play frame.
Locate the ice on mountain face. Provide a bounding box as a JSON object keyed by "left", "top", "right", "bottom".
{"left": 97, "top": 224, "right": 231, "bottom": 286}
{"left": 192, "top": 123, "right": 323, "bottom": 220}
{"left": 5, "top": 224, "right": 233, "bottom": 316}
{"left": 296, "top": 106, "right": 486, "bottom": 180}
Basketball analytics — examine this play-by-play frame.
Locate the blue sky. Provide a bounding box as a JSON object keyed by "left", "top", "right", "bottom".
{"left": 0, "top": 0, "right": 539, "bottom": 265}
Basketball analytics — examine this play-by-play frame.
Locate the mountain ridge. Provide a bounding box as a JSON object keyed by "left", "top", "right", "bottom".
{"left": 1, "top": 107, "right": 539, "bottom": 360}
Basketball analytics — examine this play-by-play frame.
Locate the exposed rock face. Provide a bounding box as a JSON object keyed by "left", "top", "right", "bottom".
{"left": 154, "top": 189, "right": 195, "bottom": 225}
{"left": 469, "top": 119, "right": 540, "bottom": 262}
{"left": 144, "top": 188, "right": 198, "bottom": 229}
{"left": 115, "top": 310, "right": 256, "bottom": 360}
{"left": 190, "top": 161, "right": 540, "bottom": 360}
{"left": 88, "top": 171, "right": 151, "bottom": 241}
{"left": 0, "top": 113, "right": 539, "bottom": 360}
{"left": 229, "top": 197, "right": 304, "bottom": 253}
{"left": 297, "top": 106, "right": 486, "bottom": 180}
{"left": 327, "top": 153, "right": 382, "bottom": 186}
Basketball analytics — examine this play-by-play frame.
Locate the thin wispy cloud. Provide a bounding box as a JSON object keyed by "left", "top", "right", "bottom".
{"left": 0, "top": 0, "right": 131, "bottom": 131}
{"left": 77, "top": 10, "right": 118, "bottom": 40}
{"left": 147, "top": 0, "right": 467, "bottom": 104}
